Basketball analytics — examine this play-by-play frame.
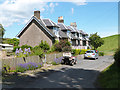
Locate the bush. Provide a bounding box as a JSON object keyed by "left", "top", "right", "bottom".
{"left": 39, "top": 40, "right": 50, "bottom": 51}
{"left": 54, "top": 40, "right": 71, "bottom": 52}
{"left": 114, "top": 48, "right": 120, "bottom": 66}
{"left": 13, "top": 46, "right": 20, "bottom": 52}
{"left": 32, "top": 47, "right": 44, "bottom": 58}
{"left": 99, "top": 51, "right": 104, "bottom": 56}
{"left": 16, "top": 62, "right": 43, "bottom": 73}
{"left": 72, "top": 49, "right": 88, "bottom": 56}
{"left": 21, "top": 44, "right": 32, "bottom": 51}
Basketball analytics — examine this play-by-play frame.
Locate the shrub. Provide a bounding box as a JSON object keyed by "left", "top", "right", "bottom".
{"left": 54, "top": 40, "right": 71, "bottom": 52}
{"left": 99, "top": 51, "right": 104, "bottom": 56}
{"left": 114, "top": 48, "right": 120, "bottom": 66}
{"left": 72, "top": 49, "right": 88, "bottom": 56}
{"left": 13, "top": 46, "right": 20, "bottom": 52}
{"left": 21, "top": 44, "right": 32, "bottom": 51}
{"left": 39, "top": 40, "right": 50, "bottom": 51}
{"left": 16, "top": 62, "right": 43, "bottom": 73}
{"left": 32, "top": 47, "right": 44, "bottom": 58}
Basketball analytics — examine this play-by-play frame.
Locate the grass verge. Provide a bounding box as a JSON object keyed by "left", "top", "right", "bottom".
{"left": 97, "top": 62, "right": 120, "bottom": 88}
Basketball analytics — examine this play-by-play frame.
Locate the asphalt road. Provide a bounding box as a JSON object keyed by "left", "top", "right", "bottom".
{"left": 3, "top": 55, "right": 114, "bottom": 89}
{"left": 23, "top": 55, "right": 114, "bottom": 88}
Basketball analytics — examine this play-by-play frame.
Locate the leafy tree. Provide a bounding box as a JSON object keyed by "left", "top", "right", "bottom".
{"left": 39, "top": 40, "right": 50, "bottom": 51}
{"left": 89, "top": 32, "right": 104, "bottom": 50}
{"left": 54, "top": 40, "right": 71, "bottom": 52}
{"left": 7, "top": 38, "right": 19, "bottom": 46}
{"left": 0, "top": 24, "right": 5, "bottom": 43}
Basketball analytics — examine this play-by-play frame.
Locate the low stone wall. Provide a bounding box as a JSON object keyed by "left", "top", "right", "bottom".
{"left": 0, "top": 51, "right": 6, "bottom": 59}
{"left": 2, "top": 53, "right": 63, "bottom": 69}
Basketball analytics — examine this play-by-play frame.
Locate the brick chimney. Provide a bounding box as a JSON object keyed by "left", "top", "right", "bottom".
{"left": 58, "top": 16, "right": 64, "bottom": 23}
{"left": 34, "top": 11, "right": 40, "bottom": 19}
{"left": 70, "top": 22, "right": 77, "bottom": 27}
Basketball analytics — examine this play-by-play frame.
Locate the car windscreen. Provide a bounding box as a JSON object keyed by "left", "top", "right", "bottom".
{"left": 86, "top": 51, "right": 94, "bottom": 53}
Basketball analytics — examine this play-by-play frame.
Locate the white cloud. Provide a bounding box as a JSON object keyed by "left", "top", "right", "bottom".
{"left": 71, "top": 8, "right": 74, "bottom": 14}
{"left": 0, "top": 0, "right": 49, "bottom": 27}
{"left": 49, "top": 3, "right": 58, "bottom": 13}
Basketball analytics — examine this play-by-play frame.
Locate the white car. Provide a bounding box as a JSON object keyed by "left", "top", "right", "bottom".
{"left": 84, "top": 50, "right": 99, "bottom": 60}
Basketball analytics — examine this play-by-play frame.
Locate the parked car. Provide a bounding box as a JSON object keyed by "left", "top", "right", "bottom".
{"left": 84, "top": 50, "right": 99, "bottom": 60}
{"left": 61, "top": 52, "right": 77, "bottom": 66}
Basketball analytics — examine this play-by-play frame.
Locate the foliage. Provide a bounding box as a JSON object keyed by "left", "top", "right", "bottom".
{"left": 89, "top": 32, "right": 104, "bottom": 50}
{"left": 32, "top": 46, "right": 44, "bottom": 58}
{"left": 114, "top": 48, "right": 120, "bottom": 66}
{"left": 21, "top": 44, "right": 32, "bottom": 51}
{"left": 72, "top": 49, "right": 88, "bottom": 56}
{"left": 15, "top": 48, "right": 31, "bottom": 57}
{"left": 0, "top": 24, "right": 5, "bottom": 38}
{"left": 16, "top": 62, "right": 43, "bottom": 73}
{"left": 98, "top": 62, "right": 120, "bottom": 88}
{"left": 99, "top": 51, "right": 104, "bottom": 56}
{"left": 13, "top": 46, "right": 20, "bottom": 52}
{"left": 39, "top": 40, "right": 50, "bottom": 51}
{"left": 6, "top": 38, "right": 19, "bottom": 46}
{"left": 51, "top": 57, "right": 63, "bottom": 65}
{"left": 54, "top": 40, "right": 71, "bottom": 52}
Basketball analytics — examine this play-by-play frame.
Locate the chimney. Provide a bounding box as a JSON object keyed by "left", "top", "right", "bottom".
{"left": 70, "top": 22, "right": 77, "bottom": 27}
{"left": 34, "top": 11, "right": 40, "bottom": 19}
{"left": 58, "top": 16, "right": 64, "bottom": 23}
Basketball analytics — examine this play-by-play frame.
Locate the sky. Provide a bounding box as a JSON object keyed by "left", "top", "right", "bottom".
{"left": 0, "top": 0, "right": 119, "bottom": 38}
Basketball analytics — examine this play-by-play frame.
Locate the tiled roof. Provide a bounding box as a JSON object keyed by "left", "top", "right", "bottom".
{"left": 57, "top": 23, "right": 69, "bottom": 30}
{"left": 42, "top": 19, "right": 59, "bottom": 27}
{"left": 17, "top": 16, "right": 56, "bottom": 38}
{"left": 67, "top": 26, "right": 78, "bottom": 33}
{"left": 59, "top": 30, "right": 69, "bottom": 38}
{"left": 79, "top": 30, "right": 88, "bottom": 35}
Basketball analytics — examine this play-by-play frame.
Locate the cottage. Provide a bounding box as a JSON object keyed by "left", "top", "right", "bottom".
{"left": 17, "top": 11, "right": 90, "bottom": 49}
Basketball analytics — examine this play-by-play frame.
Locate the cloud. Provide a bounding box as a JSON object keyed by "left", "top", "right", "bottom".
{"left": 0, "top": 0, "right": 49, "bottom": 27}
{"left": 71, "top": 8, "right": 74, "bottom": 14}
{"left": 49, "top": 2, "right": 58, "bottom": 13}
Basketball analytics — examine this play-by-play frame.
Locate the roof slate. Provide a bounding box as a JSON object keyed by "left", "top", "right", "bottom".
{"left": 17, "top": 16, "right": 56, "bottom": 38}
{"left": 42, "top": 19, "right": 59, "bottom": 27}
{"left": 59, "top": 30, "right": 69, "bottom": 38}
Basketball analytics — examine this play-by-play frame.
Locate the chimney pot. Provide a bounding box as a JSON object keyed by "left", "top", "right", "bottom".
{"left": 34, "top": 11, "right": 40, "bottom": 19}
{"left": 70, "top": 22, "right": 77, "bottom": 27}
{"left": 58, "top": 16, "right": 64, "bottom": 23}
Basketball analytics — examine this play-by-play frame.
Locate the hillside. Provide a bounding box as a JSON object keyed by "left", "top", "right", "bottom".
{"left": 97, "top": 34, "right": 119, "bottom": 55}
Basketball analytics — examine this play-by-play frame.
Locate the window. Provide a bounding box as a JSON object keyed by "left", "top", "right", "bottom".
{"left": 53, "top": 27, "right": 59, "bottom": 36}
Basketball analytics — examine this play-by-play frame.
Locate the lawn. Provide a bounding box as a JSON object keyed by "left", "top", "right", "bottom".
{"left": 97, "top": 34, "right": 119, "bottom": 55}
{"left": 98, "top": 62, "right": 119, "bottom": 88}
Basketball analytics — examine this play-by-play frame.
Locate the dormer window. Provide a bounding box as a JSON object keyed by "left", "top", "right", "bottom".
{"left": 53, "top": 27, "right": 59, "bottom": 37}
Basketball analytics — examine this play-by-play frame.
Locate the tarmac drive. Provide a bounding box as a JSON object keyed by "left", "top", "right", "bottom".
{"left": 3, "top": 55, "right": 114, "bottom": 89}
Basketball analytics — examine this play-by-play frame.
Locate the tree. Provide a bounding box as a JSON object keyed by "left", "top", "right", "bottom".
{"left": 7, "top": 38, "right": 19, "bottom": 46}
{"left": 0, "top": 24, "right": 5, "bottom": 43}
{"left": 54, "top": 40, "right": 71, "bottom": 52}
{"left": 89, "top": 32, "right": 104, "bottom": 50}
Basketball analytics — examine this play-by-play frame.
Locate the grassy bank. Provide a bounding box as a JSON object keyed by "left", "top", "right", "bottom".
{"left": 97, "top": 34, "right": 119, "bottom": 55}
{"left": 98, "top": 62, "right": 120, "bottom": 88}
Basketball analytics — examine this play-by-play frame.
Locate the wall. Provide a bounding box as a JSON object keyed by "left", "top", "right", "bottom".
{"left": 2, "top": 53, "right": 63, "bottom": 69}
{"left": 19, "top": 20, "right": 53, "bottom": 47}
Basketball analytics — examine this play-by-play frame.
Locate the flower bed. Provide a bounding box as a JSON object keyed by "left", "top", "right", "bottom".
{"left": 16, "top": 62, "right": 43, "bottom": 73}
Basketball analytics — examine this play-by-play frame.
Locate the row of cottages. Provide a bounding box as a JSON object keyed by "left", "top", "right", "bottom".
{"left": 17, "top": 11, "right": 90, "bottom": 49}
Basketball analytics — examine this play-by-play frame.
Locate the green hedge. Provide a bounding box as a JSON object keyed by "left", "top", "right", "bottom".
{"left": 114, "top": 48, "right": 120, "bottom": 66}
{"left": 72, "top": 49, "right": 89, "bottom": 56}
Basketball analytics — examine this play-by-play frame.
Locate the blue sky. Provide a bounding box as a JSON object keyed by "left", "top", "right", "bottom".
{"left": 0, "top": 0, "right": 118, "bottom": 38}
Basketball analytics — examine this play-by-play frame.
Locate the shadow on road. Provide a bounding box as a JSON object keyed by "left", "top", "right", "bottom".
{"left": 2, "top": 66, "right": 100, "bottom": 89}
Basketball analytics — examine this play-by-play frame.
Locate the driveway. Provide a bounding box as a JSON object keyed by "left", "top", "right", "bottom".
{"left": 3, "top": 55, "right": 114, "bottom": 89}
